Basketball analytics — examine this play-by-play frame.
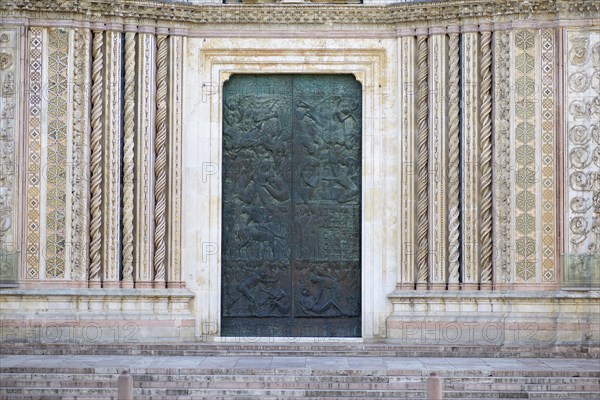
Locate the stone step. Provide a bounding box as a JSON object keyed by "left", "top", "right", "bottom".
{"left": 2, "top": 353, "right": 598, "bottom": 399}
{"left": 4, "top": 366, "right": 599, "bottom": 377}
{"left": 0, "top": 387, "right": 538, "bottom": 399}
{"left": 3, "top": 374, "right": 598, "bottom": 389}
{"left": 3, "top": 379, "right": 599, "bottom": 394}
{"left": 4, "top": 370, "right": 599, "bottom": 379}
{"left": 2, "top": 372, "right": 599, "bottom": 400}
{"left": 3, "top": 342, "right": 597, "bottom": 358}
{"left": 2, "top": 397, "right": 597, "bottom": 400}
{"left": 2, "top": 388, "right": 596, "bottom": 399}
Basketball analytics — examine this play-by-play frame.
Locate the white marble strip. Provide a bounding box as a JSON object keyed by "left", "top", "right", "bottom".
{"left": 39, "top": 28, "right": 49, "bottom": 281}
{"left": 134, "top": 31, "right": 156, "bottom": 288}
{"left": 460, "top": 28, "right": 480, "bottom": 289}
{"left": 398, "top": 34, "right": 416, "bottom": 290}
{"left": 492, "top": 30, "right": 513, "bottom": 286}
{"left": 428, "top": 30, "right": 448, "bottom": 290}
{"left": 102, "top": 30, "right": 122, "bottom": 288}
{"left": 167, "top": 35, "right": 184, "bottom": 288}
{"left": 64, "top": 28, "right": 74, "bottom": 281}
{"left": 70, "top": 28, "right": 91, "bottom": 284}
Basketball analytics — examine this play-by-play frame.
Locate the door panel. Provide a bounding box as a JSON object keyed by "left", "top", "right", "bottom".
{"left": 221, "top": 74, "right": 361, "bottom": 337}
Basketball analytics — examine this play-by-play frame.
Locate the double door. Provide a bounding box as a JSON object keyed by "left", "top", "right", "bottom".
{"left": 221, "top": 74, "right": 362, "bottom": 337}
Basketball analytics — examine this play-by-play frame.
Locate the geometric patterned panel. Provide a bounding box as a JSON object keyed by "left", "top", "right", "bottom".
{"left": 514, "top": 30, "right": 538, "bottom": 282}
{"left": 45, "top": 28, "right": 69, "bottom": 279}
{"left": 26, "top": 27, "right": 43, "bottom": 280}
{"left": 540, "top": 28, "right": 557, "bottom": 283}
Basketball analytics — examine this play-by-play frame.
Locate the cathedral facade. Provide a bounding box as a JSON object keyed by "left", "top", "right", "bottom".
{"left": 0, "top": 0, "right": 598, "bottom": 348}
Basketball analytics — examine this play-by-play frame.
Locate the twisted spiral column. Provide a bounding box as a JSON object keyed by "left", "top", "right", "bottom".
{"left": 121, "top": 30, "right": 136, "bottom": 287}
{"left": 415, "top": 33, "right": 429, "bottom": 290}
{"left": 88, "top": 29, "right": 104, "bottom": 288}
{"left": 153, "top": 34, "right": 168, "bottom": 287}
{"left": 447, "top": 29, "right": 461, "bottom": 290}
{"left": 479, "top": 28, "right": 494, "bottom": 289}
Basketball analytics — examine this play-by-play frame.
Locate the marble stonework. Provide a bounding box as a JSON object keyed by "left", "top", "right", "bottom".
{"left": 0, "top": 0, "right": 598, "bottom": 345}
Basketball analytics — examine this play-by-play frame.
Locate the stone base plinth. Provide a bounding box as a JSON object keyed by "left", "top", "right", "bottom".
{"left": 0, "top": 289, "right": 196, "bottom": 343}
{"left": 387, "top": 291, "right": 600, "bottom": 349}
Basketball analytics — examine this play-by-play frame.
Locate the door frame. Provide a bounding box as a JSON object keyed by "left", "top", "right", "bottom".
{"left": 183, "top": 38, "right": 395, "bottom": 339}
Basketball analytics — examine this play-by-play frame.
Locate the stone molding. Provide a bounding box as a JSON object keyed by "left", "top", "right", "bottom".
{"left": 1, "top": 1, "right": 598, "bottom": 27}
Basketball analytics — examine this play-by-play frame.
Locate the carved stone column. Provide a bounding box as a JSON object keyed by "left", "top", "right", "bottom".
{"left": 397, "top": 29, "right": 416, "bottom": 290}
{"left": 121, "top": 25, "right": 136, "bottom": 288}
{"left": 415, "top": 28, "right": 429, "bottom": 290}
{"left": 460, "top": 25, "right": 480, "bottom": 290}
{"left": 88, "top": 27, "right": 104, "bottom": 288}
{"left": 428, "top": 27, "right": 448, "bottom": 290}
{"left": 478, "top": 23, "right": 494, "bottom": 290}
{"left": 102, "top": 27, "right": 123, "bottom": 288}
{"left": 446, "top": 25, "right": 461, "bottom": 290}
{"left": 134, "top": 27, "right": 156, "bottom": 289}
{"left": 153, "top": 30, "right": 169, "bottom": 288}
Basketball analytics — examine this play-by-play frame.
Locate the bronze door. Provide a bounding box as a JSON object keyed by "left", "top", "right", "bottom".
{"left": 221, "top": 75, "right": 361, "bottom": 337}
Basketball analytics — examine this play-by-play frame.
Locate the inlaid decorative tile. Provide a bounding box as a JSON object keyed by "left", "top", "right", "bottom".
{"left": 45, "top": 28, "right": 69, "bottom": 279}
{"left": 26, "top": 27, "right": 43, "bottom": 280}
{"left": 514, "top": 30, "right": 538, "bottom": 282}
{"left": 540, "top": 28, "right": 556, "bottom": 282}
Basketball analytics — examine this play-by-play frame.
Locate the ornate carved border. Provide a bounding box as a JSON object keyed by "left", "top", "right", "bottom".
{"left": 184, "top": 42, "right": 393, "bottom": 339}
{"left": 1, "top": 1, "right": 595, "bottom": 27}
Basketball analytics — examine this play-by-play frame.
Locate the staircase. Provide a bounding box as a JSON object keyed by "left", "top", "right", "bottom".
{"left": 1, "top": 364, "right": 599, "bottom": 399}
{"left": 1, "top": 343, "right": 599, "bottom": 399}
{"left": 1, "top": 348, "right": 599, "bottom": 400}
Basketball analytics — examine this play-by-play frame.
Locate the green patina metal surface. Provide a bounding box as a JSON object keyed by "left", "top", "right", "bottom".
{"left": 221, "top": 74, "right": 362, "bottom": 337}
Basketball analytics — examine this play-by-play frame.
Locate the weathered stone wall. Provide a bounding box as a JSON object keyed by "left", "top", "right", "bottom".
{"left": 0, "top": 0, "right": 598, "bottom": 344}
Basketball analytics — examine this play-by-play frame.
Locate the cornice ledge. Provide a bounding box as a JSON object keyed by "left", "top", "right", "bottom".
{"left": 0, "top": 0, "right": 598, "bottom": 28}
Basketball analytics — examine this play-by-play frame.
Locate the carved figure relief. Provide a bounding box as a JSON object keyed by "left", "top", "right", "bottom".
{"left": 221, "top": 75, "right": 361, "bottom": 337}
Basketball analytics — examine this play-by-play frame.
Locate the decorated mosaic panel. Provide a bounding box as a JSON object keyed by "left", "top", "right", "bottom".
{"left": 25, "top": 27, "right": 85, "bottom": 282}
{"left": 540, "top": 28, "right": 557, "bottom": 283}
{"left": 563, "top": 29, "right": 600, "bottom": 288}
{"left": 45, "top": 28, "right": 70, "bottom": 279}
{"left": 513, "top": 30, "right": 539, "bottom": 282}
{"left": 25, "top": 28, "right": 43, "bottom": 280}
